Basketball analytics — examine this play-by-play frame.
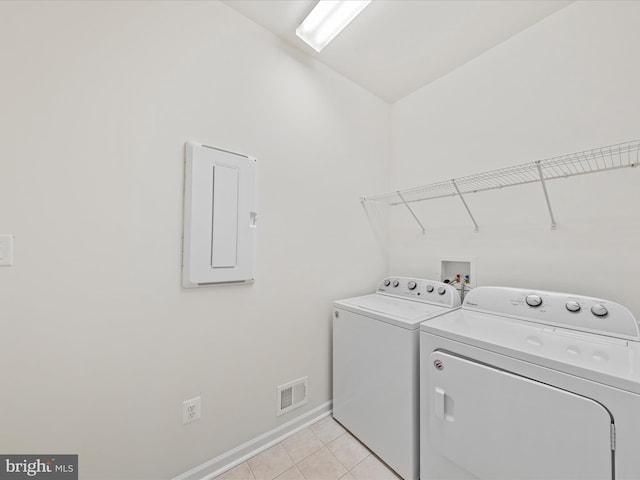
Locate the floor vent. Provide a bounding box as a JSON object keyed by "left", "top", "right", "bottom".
{"left": 277, "top": 377, "right": 308, "bottom": 416}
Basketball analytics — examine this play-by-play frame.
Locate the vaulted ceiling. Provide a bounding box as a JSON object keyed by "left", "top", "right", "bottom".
{"left": 223, "top": 0, "right": 573, "bottom": 103}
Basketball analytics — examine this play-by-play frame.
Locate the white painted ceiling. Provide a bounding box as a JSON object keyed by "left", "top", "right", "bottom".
{"left": 223, "top": 0, "right": 573, "bottom": 103}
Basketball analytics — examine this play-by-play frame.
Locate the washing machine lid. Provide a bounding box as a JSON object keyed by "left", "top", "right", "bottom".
{"left": 422, "top": 303, "right": 640, "bottom": 396}
{"left": 335, "top": 293, "right": 456, "bottom": 330}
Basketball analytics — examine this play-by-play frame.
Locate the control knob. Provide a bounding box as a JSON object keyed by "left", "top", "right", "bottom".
{"left": 426, "top": 285, "right": 435, "bottom": 293}
{"left": 591, "top": 304, "right": 608, "bottom": 317}
{"left": 384, "top": 279, "right": 391, "bottom": 287}
{"left": 437, "top": 286, "right": 446, "bottom": 295}
{"left": 408, "top": 281, "right": 417, "bottom": 290}
{"left": 525, "top": 295, "right": 543, "bottom": 307}
{"left": 392, "top": 280, "right": 399, "bottom": 287}
{"left": 565, "top": 301, "right": 581, "bottom": 313}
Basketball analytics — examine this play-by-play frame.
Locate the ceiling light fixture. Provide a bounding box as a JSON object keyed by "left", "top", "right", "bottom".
{"left": 296, "top": 0, "right": 372, "bottom": 53}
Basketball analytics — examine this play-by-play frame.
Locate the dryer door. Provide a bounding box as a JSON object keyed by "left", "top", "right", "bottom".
{"left": 428, "top": 351, "right": 613, "bottom": 480}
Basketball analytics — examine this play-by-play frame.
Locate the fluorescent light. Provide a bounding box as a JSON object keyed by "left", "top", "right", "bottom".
{"left": 296, "top": 0, "right": 371, "bottom": 53}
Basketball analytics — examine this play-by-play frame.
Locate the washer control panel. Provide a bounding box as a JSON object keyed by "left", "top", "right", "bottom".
{"left": 378, "top": 277, "right": 461, "bottom": 308}
{"left": 464, "top": 286, "right": 639, "bottom": 341}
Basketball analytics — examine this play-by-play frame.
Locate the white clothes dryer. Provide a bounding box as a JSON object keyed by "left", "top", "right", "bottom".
{"left": 333, "top": 277, "right": 461, "bottom": 480}
{"left": 420, "top": 286, "right": 640, "bottom": 480}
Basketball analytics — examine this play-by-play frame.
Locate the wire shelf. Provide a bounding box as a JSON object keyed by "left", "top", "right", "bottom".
{"left": 362, "top": 140, "right": 640, "bottom": 233}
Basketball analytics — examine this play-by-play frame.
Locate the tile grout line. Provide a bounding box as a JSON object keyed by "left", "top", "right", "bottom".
{"left": 325, "top": 428, "right": 373, "bottom": 476}
{"left": 279, "top": 441, "right": 297, "bottom": 480}
{"left": 293, "top": 424, "right": 351, "bottom": 480}
{"left": 312, "top": 422, "right": 352, "bottom": 476}
{"left": 327, "top": 432, "right": 364, "bottom": 474}
{"left": 245, "top": 460, "right": 257, "bottom": 480}
{"left": 280, "top": 427, "right": 324, "bottom": 471}
{"left": 346, "top": 450, "right": 371, "bottom": 477}
{"left": 297, "top": 427, "right": 325, "bottom": 480}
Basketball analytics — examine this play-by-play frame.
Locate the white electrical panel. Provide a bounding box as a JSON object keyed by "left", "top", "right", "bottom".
{"left": 182, "top": 142, "right": 257, "bottom": 288}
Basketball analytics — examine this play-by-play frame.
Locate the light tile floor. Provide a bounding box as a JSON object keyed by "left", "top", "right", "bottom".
{"left": 216, "top": 416, "right": 401, "bottom": 480}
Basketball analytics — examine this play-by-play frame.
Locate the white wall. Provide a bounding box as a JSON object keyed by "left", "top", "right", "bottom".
{"left": 389, "top": 1, "right": 640, "bottom": 317}
{"left": 0, "top": 1, "right": 389, "bottom": 478}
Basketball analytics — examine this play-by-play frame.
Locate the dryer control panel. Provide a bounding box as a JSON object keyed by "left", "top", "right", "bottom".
{"left": 463, "top": 287, "right": 639, "bottom": 341}
{"left": 378, "top": 277, "right": 461, "bottom": 308}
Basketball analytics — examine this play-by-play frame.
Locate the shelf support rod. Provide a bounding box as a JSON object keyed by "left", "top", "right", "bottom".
{"left": 535, "top": 161, "right": 558, "bottom": 230}
{"left": 397, "top": 191, "right": 426, "bottom": 235}
{"left": 451, "top": 179, "right": 480, "bottom": 232}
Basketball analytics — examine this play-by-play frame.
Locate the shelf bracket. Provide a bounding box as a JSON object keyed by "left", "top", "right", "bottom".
{"left": 451, "top": 179, "right": 479, "bottom": 232}
{"left": 535, "top": 161, "right": 558, "bottom": 230}
{"left": 397, "top": 191, "right": 426, "bottom": 235}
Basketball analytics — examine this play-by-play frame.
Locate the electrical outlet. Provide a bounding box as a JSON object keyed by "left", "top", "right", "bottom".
{"left": 182, "top": 396, "right": 201, "bottom": 424}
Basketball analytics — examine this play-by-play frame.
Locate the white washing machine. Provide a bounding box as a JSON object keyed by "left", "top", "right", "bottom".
{"left": 420, "top": 286, "right": 640, "bottom": 480}
{"left": 333, "top": 277, "right": 461, "bottom": 480}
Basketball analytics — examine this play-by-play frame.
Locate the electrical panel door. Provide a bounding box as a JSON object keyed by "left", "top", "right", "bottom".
{"left": 182, "top": 142, "right": 257, "bottom": 287}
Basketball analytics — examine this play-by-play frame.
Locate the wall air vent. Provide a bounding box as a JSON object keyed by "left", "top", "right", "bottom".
{"left": 277, "top": 377, "right": 308, "bottom": 416}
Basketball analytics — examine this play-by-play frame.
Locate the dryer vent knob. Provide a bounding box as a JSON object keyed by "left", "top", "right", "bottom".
{"left": 525, "top": 294, "right": 543, "bottom": 307}
{"left": 591, "top": 304, "right": 609, "bottom": 317}
{"left": 565, "top": 301, "right": 581, "bottom": 312}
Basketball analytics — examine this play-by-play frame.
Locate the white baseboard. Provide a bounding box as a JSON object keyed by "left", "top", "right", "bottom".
{"left": 173, "top": 401, "right": 333, "bottom": 480}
